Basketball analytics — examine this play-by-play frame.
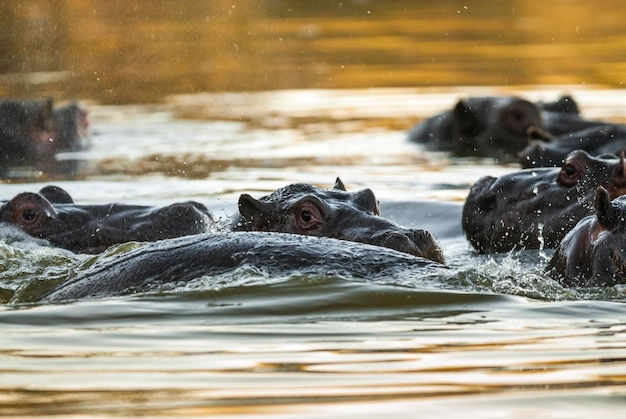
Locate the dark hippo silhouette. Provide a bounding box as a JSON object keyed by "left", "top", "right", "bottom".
{"left": 463, "top": 150, "right": 626, "bottom": 253}
{"left": 0, "top": 98, "right": 91, "bottom": 176}
{"left": 547, "top": 187, "right": 626, "bottom": 287}
{"left": 0, "top": 185, "right": 214, "bottom": 254}
{"left": 0, "top": 98, "right": 57, "bottom": 175}
{"left": 408, "top": 95, "right": 606, "bottom": 160}
{"left": 518, "top": 124, "right": 626, "bottom": 168}
{"left": 53, "top": 102, "right": 90, "bottom": 152}
{"left": 41, "top": 232, "right": 443, "bottom": 302}
{"left": 230, "top": 178, "right": 445, "bottom": 263}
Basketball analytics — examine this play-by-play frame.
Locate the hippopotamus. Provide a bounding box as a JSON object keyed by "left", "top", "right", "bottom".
{"left": 229, "top": 178, "right": 445, "bottom": 263}
{"left": 0, "top": 98, "right": 57, "bottom": 175}
{"left": 547, "top": 187, "right": 626, "bottom": 287}
{"left": 41, "top": 231, "right": 443, "bottom": 302}
{"left": 0, "top": 185, "right": 214, "bottom": 254}
{"left": 408, "top": 95, "right": 606, "bottom": 160}
{"left": 462, "top": 150, "right": 626, "bottom": 253}
{"left": 518, "top": 124, "right": 626, "bottom": 168}
{"left": 0, "top": 98, "right": 91, "bottom": 176}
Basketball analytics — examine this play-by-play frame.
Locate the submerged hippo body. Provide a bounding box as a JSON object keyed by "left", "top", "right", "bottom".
{"left": 0, "top": 186, "right": 214, "bottom": 253}
{"left": 547, "top": 187, "right": 626, "bottom": 287}
{"left": 463, "top": 151, "right": 626, "bottom": 253}
{"left": 408, "top": 95, "right": 606, "bottom": 160}
{"left": 230, "top": 178, "right": 445, "bottom": 263}
{"left": 42, "top": 232, "right": 442, "bottom": 302}
{"left": 519, "top": 124, "right": 626, "bottom": 168}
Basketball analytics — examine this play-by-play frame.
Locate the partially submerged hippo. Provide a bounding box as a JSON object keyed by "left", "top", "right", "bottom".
{"left": 408, "top": 95, "right": 605, "bottom": 160}
{"left": 41, "top": 232, "right": 443, "bottom": 302}
{"left": 519, "top": 124, "right": 626, "bottom": 168}
{"left": 230, "top": 178, "right": 445, "bottom": 263}
{"left": 0, "top": 185, "right": 214, "bottom": 254}
{"left": 463, "top": 150, "right": 626, "bottom": 253}
{"left": 547, "top": 187, "right": 626, "bottom": 287}
{"left": 408, "top": 95, "right": 541, "bottom": 159}
{"left": 0, "top": 98, "right": 91, "bottom": 176}
{"left": 0, "top": 98, "right": 57, "bottom": 175}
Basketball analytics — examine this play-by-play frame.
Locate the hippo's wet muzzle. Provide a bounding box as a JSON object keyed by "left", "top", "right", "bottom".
{"left": 378, "top": 229, "right": 445, "bottom": 264}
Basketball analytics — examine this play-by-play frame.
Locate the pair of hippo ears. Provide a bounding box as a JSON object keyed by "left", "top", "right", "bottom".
{"left": 237, "top": 177, "right": 348, "bottom": 219}
{"left": 236, "top": 177, "right": 379, "bottom": 221}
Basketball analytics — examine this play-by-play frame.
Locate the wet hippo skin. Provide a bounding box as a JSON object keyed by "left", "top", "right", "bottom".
{"left": 548, "top": 186, "right": 626, "bottom": 287}
{"left": 0, "top": 185, "right": 214, "bottom": 254}
{"left": 463, "top": 150, "right": 626, "bottom": 253}
{"left": 41, "top": 231, "right": 443, "bottom": 302}
{"left": 230, "top": 178, "right": 445, "bottom": 263}
{"left": 519, "top": 124, "right": 626, "bottom": 168}
{"left": 408, "top": 95, "right": 607, "bottom": 161}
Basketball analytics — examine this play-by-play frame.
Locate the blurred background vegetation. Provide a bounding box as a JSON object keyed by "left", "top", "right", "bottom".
{"left": 0, "top": 0, "right": 624, "bottom": 104}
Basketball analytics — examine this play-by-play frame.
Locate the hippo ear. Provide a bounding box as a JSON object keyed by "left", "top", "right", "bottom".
{"left": 350, "top": 188, "right": 380, "bottom": 216}
{"left": 553, "top": 95, "right": 580, "bottom": 115}
{"left": 237, "top": 194, "right": 276, "bottom": 227}
{"left": 452, "top": 99, "right": 477, "bottom": 134}
{"left": 38, "top": 185, "right": 74, "bottom": 204}
{"left": 527, "top": 125, "right": 553, "bottom": 143}
{"left": 333, "top": 177, "right": 347, "bottom": 191}
{"left": 594, "top": 187, "right": 616, "bottom": 230}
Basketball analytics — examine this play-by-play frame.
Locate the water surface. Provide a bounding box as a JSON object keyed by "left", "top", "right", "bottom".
{"left": 2, "top": 88, "right": 626, "bottom": 418}
{"left": 2, "top": 1, "right": 626, "bottom": 417}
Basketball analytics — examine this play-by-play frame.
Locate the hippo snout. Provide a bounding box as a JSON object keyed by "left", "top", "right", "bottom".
{"left": 381, "top": 230, "right": 445, "bottom": 264}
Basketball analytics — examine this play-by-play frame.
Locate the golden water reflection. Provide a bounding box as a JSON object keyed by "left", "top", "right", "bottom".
{"left": 1, "top": 0, "right": 626, "bottom": 104}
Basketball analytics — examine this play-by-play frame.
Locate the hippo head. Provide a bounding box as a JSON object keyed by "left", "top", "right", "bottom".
{"left": 0, "top": 186, "right": 213, "bottom": 253}
{"left": 231, "top": 178, "right": 444, "bottom": 263}
{"left": 548, "top": 187, "right": 626, "bottom": 287}
{"left": 450, "top": 96, "right": 542, "bottom": 158}
{"left": 463, "top": 150, "right": 626, "bottom": 253}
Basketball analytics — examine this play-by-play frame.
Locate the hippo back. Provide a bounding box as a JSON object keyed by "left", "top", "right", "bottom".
{"left": 42, "top": 232, "right": 440, "bottom": 302}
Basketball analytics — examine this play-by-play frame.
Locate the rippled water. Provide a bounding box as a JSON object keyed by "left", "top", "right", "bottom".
{"left": 2, "top": 87, "right": 626, "bottom": 417}
{"left": 4, "top": 0, "right": 626, "bottom": 416}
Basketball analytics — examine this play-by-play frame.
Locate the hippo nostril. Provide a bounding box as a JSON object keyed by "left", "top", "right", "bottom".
{"left": 412, "top": 229, "right": 433, "bottom": 243}
{"left": 382, "top": 232, "right": 413, "bottom": 253}
{"left": 379, "top": 230, "right": 444, "bottom": 264}
{"left": 412, "top": 229, "right": 445, "bottom": 264}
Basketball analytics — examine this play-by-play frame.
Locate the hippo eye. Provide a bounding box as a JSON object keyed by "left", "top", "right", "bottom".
{"left": 22, "top": 208, "right": 37, "bottom": 221}
{"left": 558, "top": 162, "right": 583, "bottom": 187}
{"left": 295, "top": 200, "right": 325, "bottom": 232}
{"left": 300, "top": 210, "right": 312, "bottom": 222}
{"left": 564, "top": 164, "right": 577, "bottom": 176}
